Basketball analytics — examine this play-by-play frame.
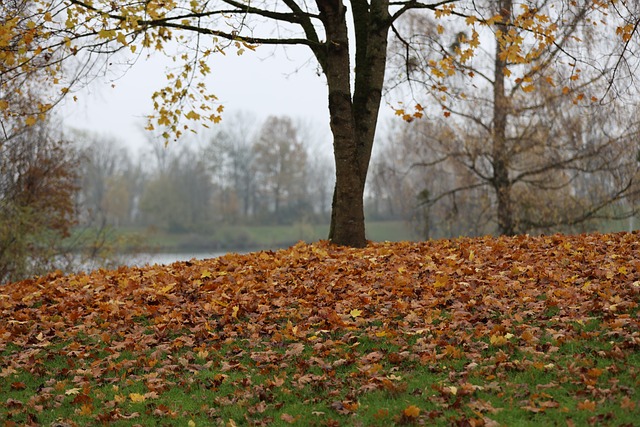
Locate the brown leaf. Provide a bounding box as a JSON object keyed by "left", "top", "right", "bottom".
{"left": 10, "top": 381, "right": 26, "bottom": 390}
{"left": 279, "top": 413, "right": 297, "bottom": 424}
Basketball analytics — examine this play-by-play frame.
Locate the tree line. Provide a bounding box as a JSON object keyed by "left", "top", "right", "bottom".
{"left": 77, "top": 114, "right": 334, "bottom": 232}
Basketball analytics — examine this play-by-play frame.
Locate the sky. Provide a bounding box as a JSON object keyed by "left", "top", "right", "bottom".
{"left": 59, "top": 44, "right": 333, "bottom": 154}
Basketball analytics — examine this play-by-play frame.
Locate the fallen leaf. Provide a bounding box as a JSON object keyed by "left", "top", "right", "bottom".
{"left": 129, "top": 393, "right": 146, "bottom": 403}
{"left": 280, "top": 413, "right": 296, "bottom": 424}
{"left": 577, "top": 400, "right": 596, "bottom": 411}
{"left": 403, "top": 404, "right": 421, "bottom": 418}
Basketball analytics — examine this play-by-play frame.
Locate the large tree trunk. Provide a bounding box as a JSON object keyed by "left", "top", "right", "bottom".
{"left": 492, "top": 0, "right": 515, "bottom": 236}
{"left": 316, "top": 0, "right": 390, "bottom": 247}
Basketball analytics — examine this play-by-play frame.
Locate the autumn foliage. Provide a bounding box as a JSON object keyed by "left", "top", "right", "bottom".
{"left": 1, "top": 232, "right": 639, "bottom": 425}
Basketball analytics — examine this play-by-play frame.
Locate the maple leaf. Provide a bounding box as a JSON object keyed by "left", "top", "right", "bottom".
{"left": 280, "top": 413, "right": 296, "bottom": 424}
{"left": 285, "top": 342, "right": 305, "bottom": 357}
{"left": 576, "top": 400, "right": 596, "bottom": 411}
{"left": 78, "top": 404, "right": 93, "bottom": 416}
{"left": 10, "top": 381, "right": 26, "bottom": 390}
{"left": 350, "top": 308, "right": 363, "bottom": 318}
{"left": 403, "top": 404, "right": 420, "bottom": 417}
{"left": 129, "top": 393, "right": 146, "bottom": 403}
{"left": 433, "top": 275, "right": 449, "bottom": 288}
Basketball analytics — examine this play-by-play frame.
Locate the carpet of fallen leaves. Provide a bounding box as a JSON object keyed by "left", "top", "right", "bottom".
{"left": 1, "top": 232, "right": 639, "bottom": 426}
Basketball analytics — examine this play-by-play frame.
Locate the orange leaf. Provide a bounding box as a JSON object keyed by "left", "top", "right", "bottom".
{"left": 577, "top": 400, "right": 596, "bottom": 411}
{"left": 403, "top": 404, "right": 421, "bottom": 418}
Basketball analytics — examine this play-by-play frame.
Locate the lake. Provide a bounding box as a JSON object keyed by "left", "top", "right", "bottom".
{"left": 125, "top": 252, "right": 234, "bottom": 267}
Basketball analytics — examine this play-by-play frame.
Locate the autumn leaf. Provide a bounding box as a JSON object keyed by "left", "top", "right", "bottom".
{"left": 576, "top": 400, "right": 596, "bottom": 411}
{"left": 489, "top": 333, "right": 513, "bottom": 346}
{"left": 403, "top": 404, "right": 421, "bottom": 418}
{"left": 280, "top": 413, "right": 297, "bottom": 424}
{"left": 129, "top": 393, "right": 146, "bottom": 403}
{"left": 350, "top": 308, "right": 363, "bottom": 319}
{"left": 433, "top": 274, "right": 448, "bottom": 288}
{"left": 285, "top": 342, "right": 305, "bottom": 357}
{"left": 620, "top": 396, "right": 636, "bottom": 411}
{"left": 78, "top": 404, "right": 93, "bottom": 416}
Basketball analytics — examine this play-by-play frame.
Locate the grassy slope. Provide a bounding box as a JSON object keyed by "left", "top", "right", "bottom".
{"left": 115, "top": 221, "right": 418, "bottom": 253}
{"left": 1, "top": 232, "right": 639, "bottom": 426}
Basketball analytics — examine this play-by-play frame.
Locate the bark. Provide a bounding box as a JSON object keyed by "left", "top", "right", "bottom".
{"left": 492, "top": 0, "right": 515, "bottom": 235}
{"left": 316, "top": 0, "right": 390, "bottom": 247}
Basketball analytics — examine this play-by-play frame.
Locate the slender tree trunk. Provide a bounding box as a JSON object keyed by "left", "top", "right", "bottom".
{"left": 316, "top": 0, "right": 389, "bottom": 247}
{"left": 492, "top": 0, "right": 515, "bottom": 236}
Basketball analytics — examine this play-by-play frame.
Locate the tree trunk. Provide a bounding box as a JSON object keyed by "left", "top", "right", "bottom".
{"left": 492, "top": 0, "right": 515, "bottom": 236}
{"left": 316, "top": 0, "right": 390, "bottom": 247}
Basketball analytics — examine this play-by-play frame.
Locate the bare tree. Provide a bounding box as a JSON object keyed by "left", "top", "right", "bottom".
{"left": 252, "top": 116, "right": 309, "bottom": 223}
{"left": 383, "top": 0, "right": 640, "bottom": 236}
{"left": 138, "top": 147, "right": 214, "bottom": 232}
{"left": 75, "top": 133, "right": 143, "bottom": 227}
{"left": 206, "top": 112, "right": 259, "bottom": 221}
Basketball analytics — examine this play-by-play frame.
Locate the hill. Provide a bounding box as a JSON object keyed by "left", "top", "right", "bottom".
{"left": 1, "top": 233, "right": 639, "bottom": 426}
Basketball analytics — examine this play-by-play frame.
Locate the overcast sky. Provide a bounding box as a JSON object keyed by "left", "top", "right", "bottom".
{"left": 59, "top": 44, "right": 333, "bottom": 154}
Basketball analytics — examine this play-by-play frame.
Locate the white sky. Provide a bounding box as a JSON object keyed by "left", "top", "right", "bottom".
{"left": 59, "top": 44, "right": 333, "bottom": 154}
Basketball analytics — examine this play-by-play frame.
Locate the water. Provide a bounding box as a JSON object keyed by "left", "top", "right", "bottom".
{"left": 126, "top": 252, "right": 232, "bottom": 267}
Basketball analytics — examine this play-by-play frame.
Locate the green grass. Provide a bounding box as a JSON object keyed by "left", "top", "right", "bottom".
{"left": 2, "top": 328, "right": 638, "bottom": 426}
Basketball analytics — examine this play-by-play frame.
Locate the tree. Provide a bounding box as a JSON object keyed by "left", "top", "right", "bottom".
{"left": 252, "top": 116, "right": 309, "bottom": 223}
{"left": 206, "top": 112, "right": 259, "bottom": 222}
{"left": 385, "top": 0, "right": 640, "bottom": 236}
{"left": 76, "top": 134, "right": 143, "bottom": 227}
{"left": 0, "top": 115, "right": 80, "bottom": 283}
{"left": 1, "top": 0, "right": 82, "bottom": 281}
{"left": 2, "top": 0, "right": 638, "bottom": 246}
{"left": 371, "top": 119, "right": 493, "bottom": 238}
{"left": 139, "top": 147, "right": 214, "bottom": 232}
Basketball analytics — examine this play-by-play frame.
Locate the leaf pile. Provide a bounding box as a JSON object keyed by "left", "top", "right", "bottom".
{"left": 1, "top": 232, "right": 639, "bottom": 426}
